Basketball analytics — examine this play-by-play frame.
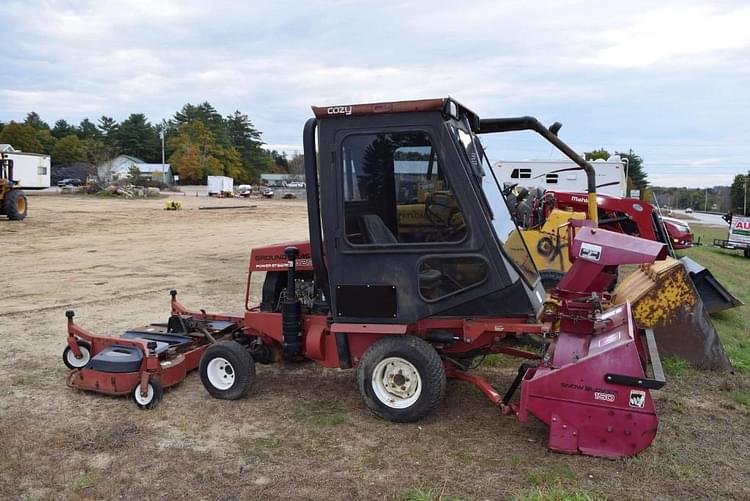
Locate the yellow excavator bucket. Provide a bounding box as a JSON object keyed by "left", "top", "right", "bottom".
{"left": 613, "top": 257, "right": 731, "bottom": 369}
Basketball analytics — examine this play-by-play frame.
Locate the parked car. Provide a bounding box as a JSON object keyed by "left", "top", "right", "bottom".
{"left": 286, "top": 181, "right": 306, "bottom": 189}
{"left": 685, "top": 207, "right": 694, "bottom": 214}
{"left": 261, "top": 188, "right": 274, "bottom": 199}
{"left": 57, "top": 178, "right": 82, "bottom": 187}
{"left": 660, "top": 216, "right": 694, "bottom": 249}
{"left": 237, "top": 184, "right": 252, "bottom": 197}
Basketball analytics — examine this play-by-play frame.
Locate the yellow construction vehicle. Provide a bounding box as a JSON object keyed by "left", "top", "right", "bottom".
{"left": 1, "top": 154, "right": 28, "bottom": 221}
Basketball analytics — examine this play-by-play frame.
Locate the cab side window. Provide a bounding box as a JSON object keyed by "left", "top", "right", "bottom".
{"left": 342, "top": 132, "right": 466, "bottom": 245}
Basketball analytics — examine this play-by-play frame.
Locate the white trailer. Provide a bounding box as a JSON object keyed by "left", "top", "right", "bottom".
{"left": 0, "top": 146, "right": 51, "bottom": 189}
{"left": 207, "top": 176, "right": 233, "bottom": 196}
{"left": 492, "top": 156, "right": 626, "bottom": 197}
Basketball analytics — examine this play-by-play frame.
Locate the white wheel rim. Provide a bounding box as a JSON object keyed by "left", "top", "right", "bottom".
{"left": 66, "top": 346, "right": 90, "bottom": 368}
{"left": 134, "top": 383, "right": 154, "bottom": 405}
{"left": 371, "top": 357, "right": 422, "bottom": 409}
{"left": 206, "top": 357, "right": 236, "bottom": 390}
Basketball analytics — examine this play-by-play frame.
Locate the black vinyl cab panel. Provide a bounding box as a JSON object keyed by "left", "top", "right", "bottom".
{"left": 305, "top": 98, "right": 546, "bottom": 324}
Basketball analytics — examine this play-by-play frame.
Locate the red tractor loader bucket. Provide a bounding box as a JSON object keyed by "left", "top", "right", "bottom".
{"left": 519, "top": 303, "right": 664, "bottom": 458}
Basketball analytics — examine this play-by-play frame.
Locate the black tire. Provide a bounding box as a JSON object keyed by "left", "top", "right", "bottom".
{"left": 3, "top": 190, "right": 27, "bottom": 221}
{"left": 357, "top": 335, "right": 446, "bottom": 423}
{"left": 63, "top": 341, "right": 91, "bottom": 369}
{"left": 539, "top": 270, "right": 564, "bottom": 290}
{"left": 199, "top": 340, "right": 255, "bottom": 400}
{"left": 133, "top": 379, "right": 163, "bottom": 410}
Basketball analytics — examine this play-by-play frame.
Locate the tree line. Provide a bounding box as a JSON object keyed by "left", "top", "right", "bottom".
{"left": 583, "top": 148, "right": 648, "bottom": 194}
{"left": 0, "top": 102, "right": 293, "bottom": 183}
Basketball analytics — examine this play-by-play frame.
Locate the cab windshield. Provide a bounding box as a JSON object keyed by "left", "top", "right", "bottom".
{"left": 450, "top": 120, "right": 539, "bottom": 285}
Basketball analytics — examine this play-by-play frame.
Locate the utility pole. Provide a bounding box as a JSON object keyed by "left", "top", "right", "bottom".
{"left": 705, "top": 188, "right": 709, "bottom": 212}
{"left": 160, "top": 121, "right": 166, "bottom": 185}
{"left": 744, "top": 171, "right": 748, "bottom": 216}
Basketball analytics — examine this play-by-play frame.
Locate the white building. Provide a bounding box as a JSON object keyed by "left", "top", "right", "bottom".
{"left": 260, "top": 173, "right": 304, "bottom": 186}
{"left": 98, "top": 154, "right": 174, "bottom": 184}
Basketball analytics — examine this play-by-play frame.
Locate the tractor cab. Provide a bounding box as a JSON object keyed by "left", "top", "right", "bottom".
{"left": 305, "top": 98, "right": 546, "bottom": 324}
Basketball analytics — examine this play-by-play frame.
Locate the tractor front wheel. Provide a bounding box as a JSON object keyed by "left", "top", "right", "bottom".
{"left": 357, "top": 335, "right": 446, "bottom": 423}
{"left": 62, "top": 341, "right": 91, "bottom": 369}
{"left": 133, "top": 379, "right": 163, "bottom": 410}
{"left": 199, "top": 341, "right": 255, "bottom": 400}
{"left": 3, "top": 189, "right": 27, "bottom": 220}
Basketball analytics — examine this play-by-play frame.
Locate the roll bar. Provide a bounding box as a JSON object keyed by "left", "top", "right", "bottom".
{"left": 478, "top": 116, "right": 598, "bottom": 223}
{"left": 302, "top": 118, "right": 330, "bottom": 299}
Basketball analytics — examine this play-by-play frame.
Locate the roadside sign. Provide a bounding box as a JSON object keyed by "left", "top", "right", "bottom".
{"left": 630, "top": 189, "right": 640, "bottom": 199}
{"left": 729, "top": 215, "right": 750, "bottom": 246}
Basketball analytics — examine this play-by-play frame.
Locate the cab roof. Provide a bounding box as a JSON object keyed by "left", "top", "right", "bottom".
{"left": 311, "top": 97, "right": 478, "bottom": 123}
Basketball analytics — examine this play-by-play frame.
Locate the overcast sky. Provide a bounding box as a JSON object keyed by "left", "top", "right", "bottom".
{"left": 1, "top": 0, "right": 749, "bottom": 187}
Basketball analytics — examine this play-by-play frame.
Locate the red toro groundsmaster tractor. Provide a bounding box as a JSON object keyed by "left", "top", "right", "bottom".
{"left": 63, "top": 98, "right": 667, "bottom": 458}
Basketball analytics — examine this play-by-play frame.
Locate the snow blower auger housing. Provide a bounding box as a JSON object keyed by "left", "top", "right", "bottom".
{"left": 62, "top": 98, "right": 666, "bottom": 457}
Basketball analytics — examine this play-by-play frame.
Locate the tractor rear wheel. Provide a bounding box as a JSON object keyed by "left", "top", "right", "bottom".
{"left": 199, "top": 341, "right": 255, "bottom": 400}
{"left": 3, "top": 189, "right": 27, "bottom": 220}
{"left": 357, "top": 335, "right": 446, "bottom": 423}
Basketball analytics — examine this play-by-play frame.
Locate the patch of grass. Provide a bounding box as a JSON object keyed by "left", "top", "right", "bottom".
{"left": 524, "top": 465, "right": 576, "bottom": 487}
{"left": 514, "top": 486, "right": 603, "bottom": 501}
{"left": 238, "top": 434, "right": 282, "bottom": 453}
{"left": 11, "top": 375, "right": 30, "bottom": 386}
{"left": 679, "top": 225, "right": 750, "bottom": 372}
{"left": 404, "top": 488, "right": 434, "bottom": 501}
{"left": 403, "top": 486, "right": 466, "bottom": 501}
{"left": 731, "top": 390, "right": 750, "bottom": 409}
{"left": 308, "top": 413, "right": 346, "bottom": 427}
{"left": 73, "top": 472, "right": 98, "bottom": 491}
{"left": 290, "top": 409, "right": 348, "bottom": 427}
{"left": 480, "top": 353, "right": 517, "bottom": 368}
{"left": 662, "top": 355, "right": 691, "bottom": 376}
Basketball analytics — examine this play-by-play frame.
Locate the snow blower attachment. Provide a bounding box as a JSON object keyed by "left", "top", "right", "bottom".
{"left": 500, "top": 180, "right": 739, "bottom": 369}
{"left": 62, "top": 98, "right": 667, "bottom": 458}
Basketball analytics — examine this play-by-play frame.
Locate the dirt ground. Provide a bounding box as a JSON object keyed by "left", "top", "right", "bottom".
{"left": 1, "top": 194, "right": 748, "bottom": 500}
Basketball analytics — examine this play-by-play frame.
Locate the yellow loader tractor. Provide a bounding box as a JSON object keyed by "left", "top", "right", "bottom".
{"left": 1, "top": 154, "right": 28, "bottom": 221}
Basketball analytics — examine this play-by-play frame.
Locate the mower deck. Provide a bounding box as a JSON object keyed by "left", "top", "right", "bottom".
{"left": 63, "top": 310, "right": 237, "bottom": 408}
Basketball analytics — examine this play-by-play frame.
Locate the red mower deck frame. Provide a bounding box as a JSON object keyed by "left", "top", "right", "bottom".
{"left": 63, "top": 306, "right": 235, "bottom": 408}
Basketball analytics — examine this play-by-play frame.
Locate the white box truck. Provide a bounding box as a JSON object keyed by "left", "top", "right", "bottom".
{"left": 492, "top": 156, "right": 626, "bottom": 197}
{"left": 0, "top": 145, "right": 51, "bottom": 190}
{"left": 207, "top": 176, "right": 233, "bottom": 196}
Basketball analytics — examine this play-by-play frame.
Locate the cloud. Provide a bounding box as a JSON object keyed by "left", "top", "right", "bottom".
{"left": 584, "top": 5, "right": 750, "bottom": 67}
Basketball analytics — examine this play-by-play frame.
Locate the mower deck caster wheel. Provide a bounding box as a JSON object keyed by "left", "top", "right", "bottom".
{"left": 358, "top": 335, "right": 446, "bottom": 423}
{"left": 133, "top": 379, "right": 163, "bottom": 409}
{"left": 63, "top": 342, "right": 91, "bottom": 369}
{"left": 200, "top": 340, "right": 255, "bottom": 400}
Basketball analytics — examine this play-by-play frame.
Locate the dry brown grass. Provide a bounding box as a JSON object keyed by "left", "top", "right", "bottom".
{"left": 1, "top": 195, "right": 748, "bottom": 500}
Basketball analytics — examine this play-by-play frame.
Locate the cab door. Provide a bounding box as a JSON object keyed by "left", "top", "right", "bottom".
{"left": 319, "top": 118, "right": 503, "bottom": 324}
